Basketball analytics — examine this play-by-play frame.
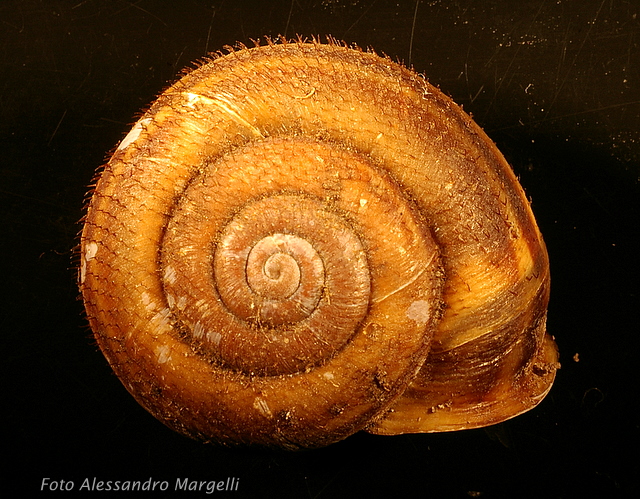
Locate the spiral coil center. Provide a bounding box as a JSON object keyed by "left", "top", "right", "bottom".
{"left": 253, "top": 249, "right": 301, "bottom": 297}
{"left": 220, "top": 232, "right": 325, "bottom": 327}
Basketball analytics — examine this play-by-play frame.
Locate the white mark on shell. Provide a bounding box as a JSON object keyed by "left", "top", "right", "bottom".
{"left": 164, "top": 266, "right": 177, "bottom": 285}
{"left": 140, "top": 291, "right": 158, "bottom": 311}
{"left": 156, "top": 344, "right": 171, "bottom": 364}
{"left": 117, "top": 117, "right": 152, "bottom": 151}
{"left": 185, "top": 91, "right": 264, "bottom": 138}
{"left": 80, "top": 241, "right": 99, "bottom": 284}
{"left": 253, "top": 397, "right": 273, "bottom": 418}
{"left": 184, "top": 92, "right": 215, "bottom": 108}
{"left": 151, "top": 308, "right": 172, "bottom": 334}
{"left": 207, "top": 330, "right": 222, "bottom": 345}
{"left": 406, "top": 300, "right": 431, "bottom": 325}
{"left": 176, "top": 295, "right": 187, "bottom": 310}
{"left": 85, "top": 241, "right": 98, "bottom": 261}
{"left": 166, "top": 293, "right": 175, "bottom": 308}
{"left": 193, "top": 321, "right": 205, "bottom": 339}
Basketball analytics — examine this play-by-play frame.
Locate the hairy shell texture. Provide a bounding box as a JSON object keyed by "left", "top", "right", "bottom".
{"left": 80, "top": 41, "right": 558, "bottom": 449}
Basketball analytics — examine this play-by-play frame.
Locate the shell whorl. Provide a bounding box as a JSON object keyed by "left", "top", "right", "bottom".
{"left": 80, "top": 40, "right": 558, "bottom": 448}
{"left": 159, "top": 138, "right": 439, "bottom": 378}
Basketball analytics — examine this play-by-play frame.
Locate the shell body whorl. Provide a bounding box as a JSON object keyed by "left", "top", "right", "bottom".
{"left": 80, "top": 41, "right": 558, "bottom": 448}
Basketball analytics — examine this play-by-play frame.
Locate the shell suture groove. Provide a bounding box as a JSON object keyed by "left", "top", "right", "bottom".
{"left": 80, "top": 40, "right": 558, "bottom": 449}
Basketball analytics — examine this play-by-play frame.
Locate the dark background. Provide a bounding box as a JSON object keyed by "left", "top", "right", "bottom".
{"left": 2, "top": 0, "right": 638, "bottom": 497}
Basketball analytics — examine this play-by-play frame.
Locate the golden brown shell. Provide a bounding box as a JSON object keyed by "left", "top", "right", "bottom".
{"left": 80, "top": 40, "right": 558, "bottom": 449}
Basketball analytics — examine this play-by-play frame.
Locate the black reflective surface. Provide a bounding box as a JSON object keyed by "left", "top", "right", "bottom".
{"left": 2, "top": 1, "right": 638, "bottom": 497}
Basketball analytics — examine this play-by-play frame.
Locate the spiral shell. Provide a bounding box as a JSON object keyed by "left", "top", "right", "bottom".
{"left": 80, "top": 40, "right": 558, "bottom": 449}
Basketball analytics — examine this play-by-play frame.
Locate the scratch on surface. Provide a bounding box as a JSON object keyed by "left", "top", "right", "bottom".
{"left": 484, "top": 0, "right": 547, "bottom": 120}
{"left": 284, "top": 0, "right": 295, "bottom": 38}
{"left": 371, "top": 250, "right": 437, "bottom": 304}
{"left": 343, "top": 0, "right": 377, "bottom": 37}
{"left": 408, "top": 0, "right": 420, "bottom": 67}
{"left": 489, "top": 99, "right": 640, "bottom": 132}
{"left": 544, "top": 0, "right": 607, "bottom": 120}
{"left": 114, "top": 1, "right": 168, "bottom": 26}
{"left": 48, "top": 109, "right": 67, "bottom": 146}
{"left": 204, "top": 8, "right": 216, "bottom": 55}
{"left": 373, "top": 266, "right": 425, "bottom": 304}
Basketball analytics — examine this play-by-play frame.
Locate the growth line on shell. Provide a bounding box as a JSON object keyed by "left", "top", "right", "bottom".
{"left": 183, "top": 92, "right": 264, "bottom": 138}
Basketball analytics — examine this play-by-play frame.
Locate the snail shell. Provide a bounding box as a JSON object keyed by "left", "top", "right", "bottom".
{"left": 80, "top": 40, "right": 558, "bottom": 449}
